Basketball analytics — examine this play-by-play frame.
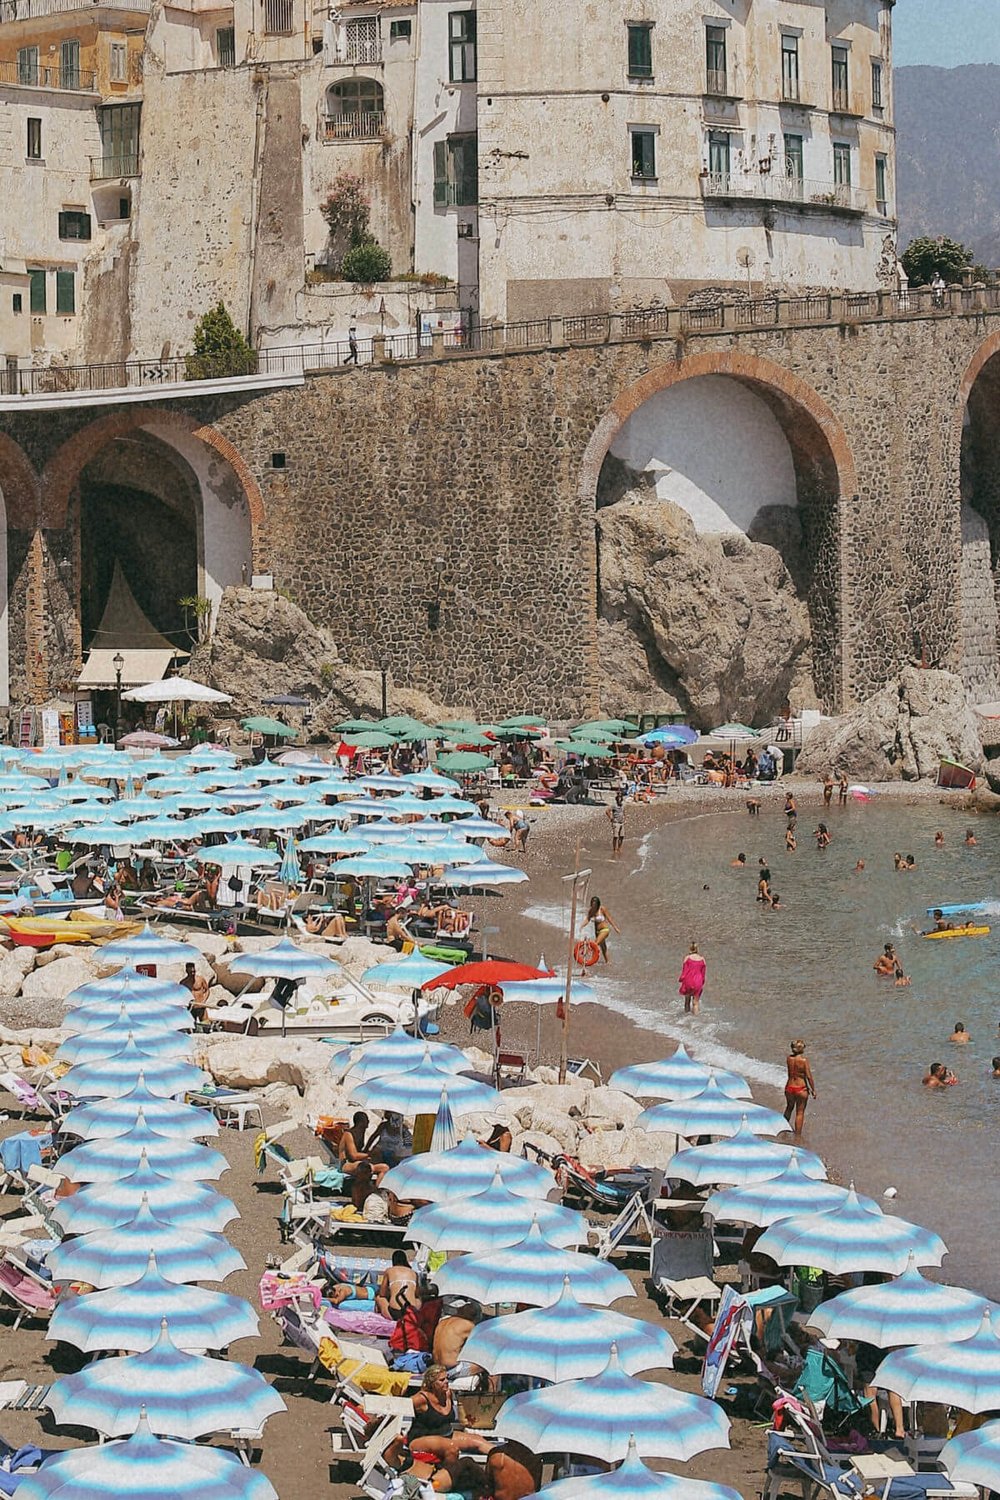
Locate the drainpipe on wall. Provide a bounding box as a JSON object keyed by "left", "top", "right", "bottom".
{"left": 246, "top": 71, "right": 269, "bottom": 346}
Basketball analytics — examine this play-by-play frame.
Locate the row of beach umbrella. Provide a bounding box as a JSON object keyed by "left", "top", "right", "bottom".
{"left": 13, "top": 931, "right": 287, "bottom": 1500}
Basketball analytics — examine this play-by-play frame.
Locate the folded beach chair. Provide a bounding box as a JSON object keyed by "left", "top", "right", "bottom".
{"left": 587, "top": 1174, "right": 664, "bottom": 1262}
{"left": 0, "top": 1260, "right": 57, "bottom": 1331}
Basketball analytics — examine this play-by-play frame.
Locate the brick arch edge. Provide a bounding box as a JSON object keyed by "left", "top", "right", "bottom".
{"left": 0, "top": 434, "right": 41, "bottom": 531}
{"left": 39, "top": 407, "right": 267, "bottom": 566}
{"left": 576, "top": 348, "right": 859, "bottom": 715}
{"left": 953, "top": 330, "right": 1000, "bottom": 470}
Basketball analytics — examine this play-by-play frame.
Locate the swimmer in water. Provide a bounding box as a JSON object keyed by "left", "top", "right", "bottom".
{"left": 893, "top": 852, "right": 903, "bottom": 871}
{"left": 814, "top": 823, "right": 831, "bottom": 850}
{"left": 992, "top": 1055, "right": 1000, "bottom": 1079}
{"left": 905, "top": 854, "right": 917, "bottom": 870}
{"left": 923, "top": 1062, "right": 957, "bottom": 1088}
{"left": 784, "top": 792, "right": 797, "bottom": 824}
{"left": 893, "top": 961, "right": 911, "bottom": 987}
{"left": 934, "top": 830, "right": 945, "bottom": 848}
{"left": 783, "top": 1039, "right": 816, "bottom": 1135}
{"left": 770, "top": 893, "right": 781, "bottom": 910}
{"left": 785, "top": 828, "right": 797, "bottom": 853}
{"left": 965, "top": 828, "right": 977, "bottom": 846}
{"left": 854, "top": 859, "right": 866, "bottom": 872}
{"left": 757, "top": 867, "right": 772, "bottom": 903}
{"left": 949, "top": 1021, "right": 971, "bottom": 1045}
{"left": 731, "top": 852, "right": 747, "bottom": 869}
{"left": 874, "top": 943, "right": 896, "bottom": 976}
{"left": 924, "top": 908, "right": 953, "bottom": 935}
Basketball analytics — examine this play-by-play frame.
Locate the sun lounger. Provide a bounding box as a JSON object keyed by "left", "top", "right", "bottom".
{"left": 0, "top": 1384, "right": 52, "bottom": 1415}
{"left": 587, "top": 1173, "right": 664, "bottom": 1261}
{"left": 0, "top": 1262, "right": 57, "bottom": 1330}
{"left": 650, "top": 1228, "right": 722, "bottom": 1341}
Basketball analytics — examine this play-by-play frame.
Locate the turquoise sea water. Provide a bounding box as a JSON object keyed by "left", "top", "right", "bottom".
{"left": 526, "top": 800, "right": 1000, "bottom": 1299}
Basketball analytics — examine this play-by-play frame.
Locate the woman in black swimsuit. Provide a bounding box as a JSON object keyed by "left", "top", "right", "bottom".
{"left": 403, "top": 1366, "right": 492, "bottom": 1466}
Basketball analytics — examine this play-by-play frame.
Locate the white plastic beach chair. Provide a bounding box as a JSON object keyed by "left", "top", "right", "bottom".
{"left": 651, "top": 1228, "right": 721, "bottom": 1341}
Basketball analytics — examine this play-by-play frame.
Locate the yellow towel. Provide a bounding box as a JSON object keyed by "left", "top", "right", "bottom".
{"left": 317, "top": 1337, "right": 410, "bottom": 1396}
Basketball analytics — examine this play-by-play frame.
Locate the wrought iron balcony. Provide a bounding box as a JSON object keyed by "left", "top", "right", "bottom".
{"left": 90, "top": 153, "right": 139, "bottom": 179}
{"left": 323, "top": 110, "right": 385, "bottom": 141}
{"left": 701, "top": 171, "right": 869, "bottom": 215}
{"left": 0, "top": 58, "right": 96, "bottom": 88}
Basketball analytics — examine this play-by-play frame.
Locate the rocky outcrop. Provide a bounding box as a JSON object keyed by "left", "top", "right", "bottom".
{"left": 596, "top": 479, "right": 815, "bottom": 726}
{"left": 798, "top": 668, "right": 985, "bottom": 781}
{"left": 189, "top": 587, "right": 454, "bottom": 729}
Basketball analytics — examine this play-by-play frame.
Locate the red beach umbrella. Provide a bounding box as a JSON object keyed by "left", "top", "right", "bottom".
{"left": 421, "top": 959, "right": 552, "bottom": 992}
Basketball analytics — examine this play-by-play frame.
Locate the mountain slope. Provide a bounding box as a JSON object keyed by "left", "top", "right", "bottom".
{"left": 895, "top": 64, "right": 1000, "bottom": 266}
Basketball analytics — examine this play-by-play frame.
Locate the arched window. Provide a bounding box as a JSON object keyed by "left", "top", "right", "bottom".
{"left": 328, "top": 77, "right": 384, "bottom": 117}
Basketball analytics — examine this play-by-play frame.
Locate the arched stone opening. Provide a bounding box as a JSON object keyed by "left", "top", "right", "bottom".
{"left": 40, "top": 412, "right": 257, "bottom": 693}
{"left": 957, "top": 339, "right": 1000, "bottom": 703}
{"left": 580, "top": 352, "right": 855, "bottom": 726}
{"left": 0, "top": 434, "right": 41, "bottom": 706}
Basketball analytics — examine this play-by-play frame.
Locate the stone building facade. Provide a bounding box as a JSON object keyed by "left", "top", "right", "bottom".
{"left": 1, "top": 296, "right": 1000, "bottom": 720}
{"left": 0, "top": 0, "right": 897, "bottom": 377}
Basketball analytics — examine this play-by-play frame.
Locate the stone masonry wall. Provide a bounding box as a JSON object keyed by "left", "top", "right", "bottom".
{"left": 0, "top": 309, "right": 999, "bottom": 715}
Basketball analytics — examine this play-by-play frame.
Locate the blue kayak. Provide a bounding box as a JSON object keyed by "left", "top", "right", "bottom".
{"left": 926, "top": 901, "right": 995, "bottom": 916}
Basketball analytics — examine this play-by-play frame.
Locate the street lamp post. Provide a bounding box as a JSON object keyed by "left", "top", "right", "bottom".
{"left": 112, "top": 652, "right": 124, "bottom": 741}
{"left": 380, "top": 661, "right": 389, "bottom": 718}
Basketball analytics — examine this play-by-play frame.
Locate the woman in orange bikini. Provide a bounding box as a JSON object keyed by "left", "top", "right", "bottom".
{"left": 783, "top": 1039, "right": 816, "bottom": 1135}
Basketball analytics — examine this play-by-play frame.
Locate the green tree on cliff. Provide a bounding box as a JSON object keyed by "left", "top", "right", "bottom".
{"left": 900, "top": 235, "right": 973, "bottom": 288}
{"left": 185, "top": 302, "right": 257, "bottom": 380}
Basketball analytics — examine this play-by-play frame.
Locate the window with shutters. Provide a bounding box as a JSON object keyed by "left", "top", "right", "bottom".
{"left": 59, "top": 210, "right": 91, "bottom": 241}
{"left": 831, "top": 45, "right": 849, "bottom": 111}
{"left": 345, "top": 16, "right": 380, "bottom": 63}
{"left": 448, "top": 11, "right": 475, "bottom": 82}
{"left": 781, "top": 34, "right": 799, "bottom": 101}
{"left": 109, "top": 42, "right": 127, "bottom": 82}
{"left": 216, "top": 27, "right": 235, "bottom": 66}
{"left": 56, "top": 270, "right": 75, "bottom": 315}
{"left": 627, "top": 24, "right": 653, "bottom": 79}
{"left": 833, "top": 141, "right": 851, "bottom": 186}
{"left": 26, "top": 117, "right": 41, "bottom": 160}
{"left": 28, "top": 269, "right": 46, "bottom": 314}
{"left": 871, "top": 59, "right": 883, "bottom": 109}
{"left": 17, "top": 47, "right": 39, "bottom": 86}
{"left": 433, "top": 133, "right": 478, "bottom": 206}
{"left": 60, "top": 40, "right": 80, "bottom": 89}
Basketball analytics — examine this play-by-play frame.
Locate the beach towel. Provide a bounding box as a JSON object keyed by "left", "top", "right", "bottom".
{"left": 316, "top": 1337, "right": 411, "bottom": 1395}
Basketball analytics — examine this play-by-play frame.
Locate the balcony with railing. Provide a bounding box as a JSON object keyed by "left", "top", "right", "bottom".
{"left": 701, "top": 171, "right": 869, "bottom": 216}
{"left": 705, "top": 67, "right": 731, "bottom": 96}
{"left": 323, "top": 109, "right": 384, "bottom": 141}
{"left": 90, "top": 152, "right": 139, "bottom": 179}
{"left": 0, "top": 57, "right": 95, "bottom": 88}
{"left": 0, "top": 0, "right": 150, "bottom": 19}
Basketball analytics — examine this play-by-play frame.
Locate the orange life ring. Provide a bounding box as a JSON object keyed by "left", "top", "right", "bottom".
{"left": 574, "top": 939, "right": 600, "bottom": 968}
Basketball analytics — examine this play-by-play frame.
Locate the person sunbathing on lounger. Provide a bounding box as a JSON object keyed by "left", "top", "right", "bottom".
{"left": 338, "top": 1111, "right": 388, "bottom": 1184}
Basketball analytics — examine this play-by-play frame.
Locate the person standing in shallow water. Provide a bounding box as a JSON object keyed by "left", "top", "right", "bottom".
{"left": 784, "top": 1039, "right": 816, "bottom": 1135}
{"left": 679, "top": 941, "right": 706, "bottom": 1015}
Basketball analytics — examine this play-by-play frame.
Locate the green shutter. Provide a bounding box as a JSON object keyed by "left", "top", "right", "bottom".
{"left": 457, "top": 135, "right": 477, "bottom": 205}
{"left": 628, "top": 25, "right": 652, "bottom": 78}
{"left": 56, "top": 270, "right": 75, "bottom": 315}
{"left": 433, "top": 140, "right": 448, "bottom": 206}
{"left": 28, "top": 269, "right": 46, "bottom": 314}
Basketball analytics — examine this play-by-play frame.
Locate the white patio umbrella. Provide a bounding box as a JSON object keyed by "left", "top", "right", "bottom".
{"left": 667, "top": 1122, "right": 826, "bottom": 1188}
{"left": 436, "top": 1220, "right": 633, "bottom": 1307}
{"left": 939, "top": 1423, "right": 1000, "bottom": 1492}
{"left": 462, "top": 1277, "right": 676, "bottom": 1380}
{"left": 807, "top": 1255, "right": 994, "bottom": 1347}
{"left": 609, "top": 1046, "right": 751, "bottom": 1101}
{"left": 123, "top": 680, "right": 232, "bottom": 704}
{"left": 874, "top": 1310, "right": 1000, "bottom": 1411}
{"left": 329, "top": 1027, "right": 470, "bottom": 1084}
{"left": 405, "top": 1165, "right": 588, "bottom": 1252}
{"left": 495, "top": 1345, "right": 730, "bottom": 1462}
{"left": 755, "top": 1187, "right": 947, "bottom": 1274}
{"left": 637, "top": 1086, "right": 789, "bottom": 1140}
{"left": 705, "top": 1157, "right": 871, "bottom": 1228}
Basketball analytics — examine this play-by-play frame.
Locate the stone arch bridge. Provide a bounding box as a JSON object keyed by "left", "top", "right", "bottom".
{"left": 1, "top": 295, "right": 1000, "bottom": 718}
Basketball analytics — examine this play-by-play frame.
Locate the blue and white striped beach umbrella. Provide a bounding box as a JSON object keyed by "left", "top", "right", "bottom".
{"left": 349, "top": 1063, "right": 497, "bottom": 1117}
{"left": 406, "top": 771, "right": 461, "bottom": 791}
{"left": 940, "top": 1422, "right": 1000, "bottom": 1491}
{"left": 228, "top": 938, "right": 340, "bottom": 983}
{"left": 57, "top": 1023, "right": 192, "bottom": 1067}
{"left": 52, "top": 1151, "right": 237, "bottom": 1235}
{"left": 610, "top": 1046, "right": 751, "bottom": 1101}
{"left": 67, "top": 969, "right": 193, "bottom": 1007}
{"left": 496, "top": 1346, "right": 730, "bottom": 1463}
{"left": 755, "top": 1187, "right": 947, "bottom": 1274}
{"left": 360, "top": 952, "right": 454, "bottom": 989}
{"left": 808, "top": 1255, "right": 993, "bottom": 1347}
{"left": 667, "top": 1122, "right": 827, "bottom": 1188}
{"left": 13, "top": 1416, "right": 277, "bottom": 1500}
{"left": 382, "top": 1135, "right": 554, "bottom": 1204}
{"left": 436, "top": 1221, "right": 633, "bottom": 1307}
{"left": 440, "top": 860, "right": 529, "bottom": 888}
{"left": 406, "top": 1169, "right": 588, "bottom": 1253}
{"left": 46, "top": 1319, "right": 284, "bottom": 1439}
{"left": 705, "top": 1156, "right": 872, "bottom": 1228}
{"left": 100, "top": 924, "right": 201, "bottom": 967}
{"left": 297, "top": 832, "right": 371, "bottom": 856}
{"left": 63, "top": 1000, "right": 193, "bottom": 1036}
{"left": 330, "top": 1027, "right": 469, "bottom": 1084}
{"left": 333, "top": 852, "right": 415, "bottom": 878}
{"left": 48, "top": 1251, "right": 258, "bottom": 1354}
{"left": 498, "top": 974, "right": 598, "bottom": 1005}
{"left": 58, "top": 1111, "right": 227, "bottom": 1180}
{"left": 525, "top": 1438, "right": 742, "bottom": 1500}
{"left": 61, "top": 1081, "right": 219, "bottom": 1142}
{"left": 60, "top": 1039, "right": 205, "bottom": 1100}
{"left": 874, "top": 1311, "right": 1000, "bottom": 1411}
{"left": 210, "top": 839, "right": 283, "bottom": 868}
{"left": 463, "top": 1278, "right": 676, "bottom": 1380}
{"left": 47, "top": 1196, "right": 245, "bottom": 1287}
{"left": 637, "top": 1085, "right": 788, "bottom": 1140}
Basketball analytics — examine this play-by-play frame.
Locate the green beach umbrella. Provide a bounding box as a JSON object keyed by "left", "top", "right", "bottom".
{"left": 711, "top": 723, "right": 758, "bottom": 741}
{"left": 437, "top": 751, "right": 494, "bottom": 772}
{"left": 554, "top": 739, "right": 614, "bottom": 758}
{"left": 333, "top": 719, "right": 379, "bottom": 733}
{"left": 499, "top": 714, "right": 545, "bottom": 728}
{"left": 241, "top": 717, "right": 296, "bottom": 739}
{"left": 492, "top": 726, "right": 543, "bottom": 741}
{"left": 379, "top": 717, "right": 440, "bottom": 740}
{"left": 342, "top": 730, "right": 401, "bottom": 749}
{"left": 575, "top": 719, "right": 638, "bottom": 737}
{"left": 436, "top": 719, "right": 483, "bottom": 733}
{"left": 439, "top": 729, "right": 495, "bottom": 748}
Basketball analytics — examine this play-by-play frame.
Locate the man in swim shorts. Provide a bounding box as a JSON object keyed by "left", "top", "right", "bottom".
{"left": 606, "top": 793, "right": 626, "bottom": 858}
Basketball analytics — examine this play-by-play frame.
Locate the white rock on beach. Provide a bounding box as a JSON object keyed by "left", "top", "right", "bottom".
{"left": 582, "top": 1087, "right": 643, "bottom": 1130}
{"left": 21, "top": 955, "right": 99, "bottom": 1002}
{"left": 199, "top": 1034, "right": 332, "bottom": 1093}
{"left": 578, "top": 1126, "right": 679, "bottom": 1173}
